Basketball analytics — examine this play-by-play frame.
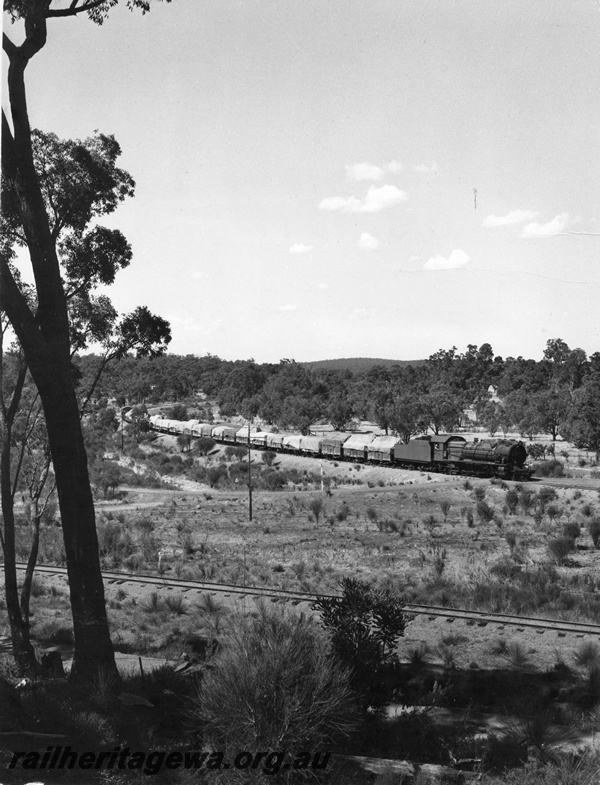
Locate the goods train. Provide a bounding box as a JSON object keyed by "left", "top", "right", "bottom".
{"left": 146, "top": 415, "right": 533, "bottom": 480}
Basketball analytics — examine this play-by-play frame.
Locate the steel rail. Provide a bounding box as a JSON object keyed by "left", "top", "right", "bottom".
{"left": 6, "top": 562, "right": 600, "bottom": 638}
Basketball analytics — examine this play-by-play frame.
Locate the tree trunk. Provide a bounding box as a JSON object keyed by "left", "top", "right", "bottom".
{"left": 40, "top": 380, "right": 117, "bottom": 683}
{"left": 1, "top": 431, "right": 39, "bottom": 677}
{"left": 20, "top": 514, "right": 41, "bottom": 628}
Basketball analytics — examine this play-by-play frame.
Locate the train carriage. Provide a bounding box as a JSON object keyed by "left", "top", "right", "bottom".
{"left": 182, "top": 419, "right": 200, "bottom": 435}
{"left": 191, "top": 422, "right": 214, "bottom": 438}
{"left": 235, "top": 426, "right": 258, "bottom": 444}
{"left": 320, "top": 432, "right": 352, "bottom": 458}
{"left": 368, "top": 435, "right": 401, "bottom": 463}
{"left": 282, "top": 435, "right": 303, "bottom": 452}
{"left": 342, "top": 433, "right": 377, "bottom": 461}
{"left": 300, "top": 435, "right": 323, "bottom": 455}
{"left": 212, "top": 425, "right": 238, "bottom": 443}
{"left": 266, "top": 433, "right": 285, "bottom": 451}
{"left": 250, "top": 431, "right": 272, "bottom": 449}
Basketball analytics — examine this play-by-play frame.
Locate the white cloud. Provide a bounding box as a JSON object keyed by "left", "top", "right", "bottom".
{"left": 278, "top": 303, "right": 298, "bottom": 312}
{"left": 359, "top": 232, "right": 380, "bottom": 251}
{"left": 424, "top": 249, "right": 470, "bottom": 270}
{"left": 385, "top": 160, "right": 403, "bottom": 174}
{"left": 319, "top": 184, "right": 407, "bottom": 213}
{"left": 288, "top": 243, "right": 313, "bottom": 254}
{"left": 521, "top": 213, "right": 569, "bottom": 238}
{"left": 414, "top": 161, "right": 438, "bottom": 173}
{"left": 483, "top": 210, "right": 539, "bottom": 227}
{"left": 319, "top": 195, "right": 361, "bottom": 211}
{"left": 345, "top": 162, "right": 384, "bottom": 181}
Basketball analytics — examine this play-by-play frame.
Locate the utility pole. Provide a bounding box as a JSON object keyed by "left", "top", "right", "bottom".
{"left": 247, "top": 424, "right": 253, "bottom": 522}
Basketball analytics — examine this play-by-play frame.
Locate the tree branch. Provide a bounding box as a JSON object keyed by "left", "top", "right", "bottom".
{"left": 46, "top": 0, "right": 107, "bottom": 17}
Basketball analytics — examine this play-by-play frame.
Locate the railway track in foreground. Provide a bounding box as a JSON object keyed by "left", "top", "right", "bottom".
{"left": 7, "top": 562, "right": 600, "bottom": 640}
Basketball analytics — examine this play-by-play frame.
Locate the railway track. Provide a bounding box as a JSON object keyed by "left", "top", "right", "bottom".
{"left": 8, "top": 562, "right": 600, "bottom": 640}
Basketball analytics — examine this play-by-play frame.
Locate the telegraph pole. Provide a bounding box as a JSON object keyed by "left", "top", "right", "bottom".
{"left": 247, "top": 424, "right": 253, "bottom": 522}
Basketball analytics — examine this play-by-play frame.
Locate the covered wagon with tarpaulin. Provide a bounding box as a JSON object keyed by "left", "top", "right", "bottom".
{"left": 182, "top": 419, "right": 200, "bottom": 435}
{"left": 235, "top": 426, "right": 259, "bottom": 444}
{"left": 300, "top": 435, "right": 323, "bottom": 455}
{"left": 250, "top": 431, "right": 272, "bottom": 448}
{"left": 282, "top": 435, "right": 303, "bottom": 452}
{"left": 212, "top": 424, "right": 238, "bottom": 443}
{"left": 191, "top": 422, "right": 214, "bottom": 438}
{"left": 320, "top": 432, "right": 352, "bottom": 458}
{"left": 368, "top": 435, "right": 401, "bottom": 463}
{"left": 266, "top": 433, "right": 285, "bottom": 451}
{"left": 342, "top": 433, "right": 377, "bottom": 461}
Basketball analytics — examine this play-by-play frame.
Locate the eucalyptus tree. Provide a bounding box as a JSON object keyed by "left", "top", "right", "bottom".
{"left": 2, "top": 0, "right": 172, "bottom": 680}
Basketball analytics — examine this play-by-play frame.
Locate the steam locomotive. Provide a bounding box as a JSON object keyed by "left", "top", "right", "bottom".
{"left": 147, "top": 415, "right": 533, "bottom": 480}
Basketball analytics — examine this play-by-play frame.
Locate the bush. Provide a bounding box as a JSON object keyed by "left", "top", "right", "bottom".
{"left": 190, "top": 607, "right": 356, "bottom": 761}
{"left": 207, "top": 464, "right": 228, "bottom": 487}
{"left": 315, "top": 577, "right": 407, "bottom": 712}
{"left": 193, "top": 436, "right": 215, "bottom": 456}
{"left": 547, "top": 535, "right": 575, "bottom": 564}
{"left": 562, "top": 521, "right": 581, "bottom": 540}
{"left": 588, "top": 517, "right": 600, "bottom": 549}
{"left": 505, "top": 489, "right": 519, "bottom": 515}
{"left": 532, "top": 459, "right": 565, "bottom": 478}
{"left": 261, "top": 450, "right": 277, "bottom": 466}
{"left": 225, "top": 445, "right": 247, "bottom": 461}
{"left": 477, "top": 500, "right": 495, "bottom": 524}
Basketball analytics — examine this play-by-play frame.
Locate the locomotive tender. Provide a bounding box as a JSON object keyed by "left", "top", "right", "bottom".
{"left": 147, "top": 415, "right": 532, "bottom": 480}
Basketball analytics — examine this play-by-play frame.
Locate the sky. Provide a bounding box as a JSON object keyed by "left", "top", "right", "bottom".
{"left": 3, "top": 0, "right": 600, "bottom": 363}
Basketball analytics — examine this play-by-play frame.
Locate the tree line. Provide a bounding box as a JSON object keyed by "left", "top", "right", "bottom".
{"left": 79, "top": 339, "right": 600, "bottom": 453}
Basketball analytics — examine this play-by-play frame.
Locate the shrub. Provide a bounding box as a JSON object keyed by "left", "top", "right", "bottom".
{"left": 335, "top": 502, "right": 350, "bottom": 522}
{"left": 407, "top": 642, "right": 431, "bottom": 667}
{"left": 207, "top": 464, "right": 228, "bottom": 487}
{"left": 190, "top": 607, "right": 356, "bottom": 757}
{"left": 572, "top": 640, "right": 600, "bottom": 669}
{"left": 225, "top": 445, "right": 247, "bottom": 461}
{"left": 308, "top": 496, "right": 325, "bottom": 524}
{"left": 141, "top": 591, "right": 164, "bottom": 614}
{"left": 261, "top": 450, "right": 277, "bottom": 466}
{"left": 473, "top": 485, "right": 487, "bottom": 502}
{"left": 505, "top": 531, "right": 517, "bottom": 552}
{"left": 547, "top": 535, "right": 575, "bottom": 564}
{"left": 588, "top": 517, "right": 600, "bottom": 549}
{"left": 193, "top": 436, "right": 215, "bottom": 456}
{"left": 533, "top": 459, "right": 565, "bottom": 478}
{"left": 538, "top": 486, "right": 558, "bottom": 509}
{"left": 546, "top": 504, "right": 562, "bottom": 522}
{"left": 259, "top": 468, "right": 286, "bottom": 491}
{"left": 477, "top": 500, "right": 495, "bottom": 524}
{"left": 505, "top": 489, "right": 519, "bottom": 515}
{"left": 502, "top": 641, "right": 532, "bottom": 670}
{"left": 563, "top": 521, "right": 581, "bottom": 540}
{"left": 315, "top": 577, "right": 407, "bottom": 712}
{"left": 519, "top": 487, "right": 535, "bottom": 515}
{"left": 165, "top": 594, "right": 188, "bottom": 615}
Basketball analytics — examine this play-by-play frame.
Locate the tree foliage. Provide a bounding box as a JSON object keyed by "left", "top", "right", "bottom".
{"left": 315, "top": 577, "right": 408, "bottom": 711}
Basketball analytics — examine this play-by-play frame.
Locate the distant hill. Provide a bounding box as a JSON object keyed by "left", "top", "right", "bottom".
{"left": 301, "top": 357, "right": 425, "bottom": 373}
